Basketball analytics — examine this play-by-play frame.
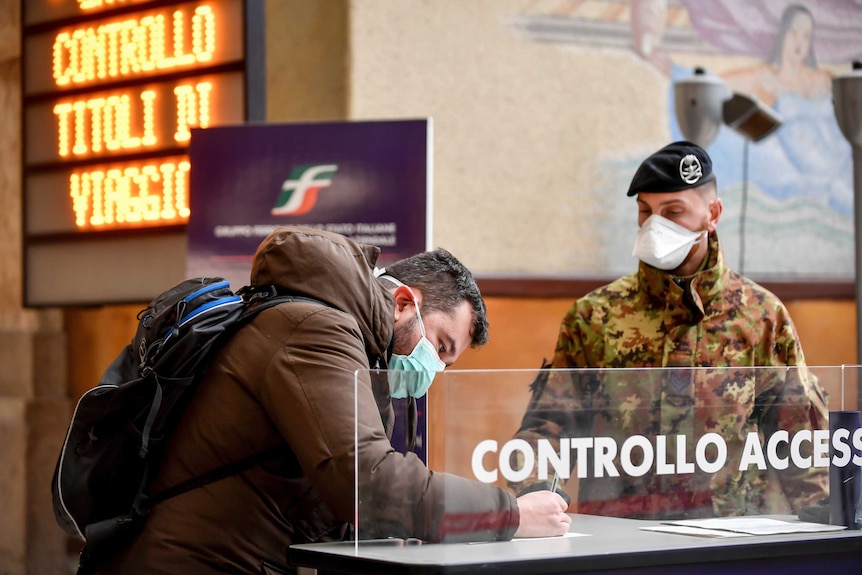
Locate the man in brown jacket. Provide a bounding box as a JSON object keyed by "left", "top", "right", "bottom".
{"left": 97, "top": 226, "right": 569, "bottom": 575}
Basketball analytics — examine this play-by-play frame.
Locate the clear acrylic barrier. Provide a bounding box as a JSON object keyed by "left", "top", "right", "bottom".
{"left": 353, "top": 366, "right": 861, "bottom": 546}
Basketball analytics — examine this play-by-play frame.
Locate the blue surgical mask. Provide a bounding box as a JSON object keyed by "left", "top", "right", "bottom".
{"left": 381, "top": 275, "right": 445, "bottom": 398}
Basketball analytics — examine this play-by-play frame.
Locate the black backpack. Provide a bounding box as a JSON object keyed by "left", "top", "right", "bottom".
{"left": 51, "top": 277, "right": 320, "bottom": 570}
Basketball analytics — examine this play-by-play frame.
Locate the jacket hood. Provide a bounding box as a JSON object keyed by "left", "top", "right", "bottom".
{"left": 249, "top": 226, "right": 393, "bottom": 361}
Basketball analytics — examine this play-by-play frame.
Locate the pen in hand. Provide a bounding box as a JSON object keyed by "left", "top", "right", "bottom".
{"left": 549, "top": 473, "right": 559, "bottom": 494}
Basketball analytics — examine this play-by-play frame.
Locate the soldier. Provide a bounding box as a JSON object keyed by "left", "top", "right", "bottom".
{"left": 510, "top": 141, "right": 829, "bottom": 519}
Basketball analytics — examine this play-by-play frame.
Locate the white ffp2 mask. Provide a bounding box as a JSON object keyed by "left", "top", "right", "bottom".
{"left": 632, "top": 214, "right": 704, "bottom": 270}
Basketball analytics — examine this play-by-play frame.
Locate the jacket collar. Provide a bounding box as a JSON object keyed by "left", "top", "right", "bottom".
{"left": 637, "top": 232, "right": 728, "bottom": 323}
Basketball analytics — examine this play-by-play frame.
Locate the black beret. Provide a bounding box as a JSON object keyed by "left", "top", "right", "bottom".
{"left": 626, "top": 141, "right": 715, "bottom": 196}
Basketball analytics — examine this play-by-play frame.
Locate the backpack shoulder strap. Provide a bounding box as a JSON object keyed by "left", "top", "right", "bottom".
{"left": 149, "top": 444, "right": 287, "bottom": 507}
{"left": 145, "top": 287, "right": 333, "bottom": 508}
{"left": 237, "top": 284, "right": 335, "bottom": 317}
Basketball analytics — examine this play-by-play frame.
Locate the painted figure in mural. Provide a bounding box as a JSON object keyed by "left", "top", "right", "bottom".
{"left": 508, "top": 142, "right": 829, "bottom": 520}
{"left": 628, "top": 0, "right": 852, "bottom": 216}
{"left": 646, "top": 0, "right": 854, "bottom": 274}
{"left": 94, "top": 228, "right": 570, "bottom": 575}
{"left": 714, "top": 3, "right": 852, "bottom": 217}
{"left": 517, "top": 0, "right": 859, "bottom": 275}
{"left": 723, "top": 4, "right": 831, "bottom": 106}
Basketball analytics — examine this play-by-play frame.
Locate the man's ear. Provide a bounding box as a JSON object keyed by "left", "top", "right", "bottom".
{"left": 392, "top": 285, "right": 419, "bottom": 321}
{"left": 708, "top": 197, "right": 723, "bottom": 232}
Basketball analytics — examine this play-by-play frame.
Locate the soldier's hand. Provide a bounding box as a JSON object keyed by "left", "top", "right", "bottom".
{"left": 513, "top": 490, "right": 571, "bottom": 538}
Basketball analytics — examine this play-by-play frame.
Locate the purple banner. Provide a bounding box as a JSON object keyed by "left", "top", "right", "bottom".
{"left": 187, "top": 119, "right": 431, "bottom": 288}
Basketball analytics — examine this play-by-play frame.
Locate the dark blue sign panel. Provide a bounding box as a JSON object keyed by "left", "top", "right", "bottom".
{"left": 187, "top": 119, "right": 431, "bottom": 287}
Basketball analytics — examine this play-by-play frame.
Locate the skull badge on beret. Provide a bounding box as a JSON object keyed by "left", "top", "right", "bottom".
{"left": 627, "top": 141, "right": 715, "bottom": 196}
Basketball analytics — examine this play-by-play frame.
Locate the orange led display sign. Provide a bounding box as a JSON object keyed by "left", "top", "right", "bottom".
{"left": 69, "top": 157, "right": 191, "bottom": 228}
{"left": 24, "top": 0, "right": 246, "bottom": 233}
{"left": 26, "top": 71, "right": 244, "bottom": 233}
{"left": 25, "top": 1, "right": 243, "bottom": 95}
{"left": 52, "top": 6, "right": 216, "bottom": 88}
{"left": 22, "top": 0, "right": 258, "bottom": 306}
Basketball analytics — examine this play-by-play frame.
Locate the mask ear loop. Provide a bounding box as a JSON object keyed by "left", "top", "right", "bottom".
{"left": 404, "top": 286, "right": 428, "bottom": 338}
{"left": 379, "top": 273, "right": 403, "bottom": 287}
{"left": 408, "top": 295, "right": 446, "bottom": 371}
{"left": 380, "top": 275, "right": 420, "bottom": 324}
{"left": 380, "top": 274, "right": 440, "bottom": 363}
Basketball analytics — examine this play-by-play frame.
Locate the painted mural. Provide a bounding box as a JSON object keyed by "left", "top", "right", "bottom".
{"left": 513, "top": 0, "right": 862, "bottom": 279}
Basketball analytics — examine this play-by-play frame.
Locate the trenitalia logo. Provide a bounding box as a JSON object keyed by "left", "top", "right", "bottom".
{"left": 271, "top": 164, "right": 338, "bottom": 216}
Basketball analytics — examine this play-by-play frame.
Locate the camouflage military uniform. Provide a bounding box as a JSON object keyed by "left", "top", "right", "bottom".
{"left": 512, "top": 232, "right": 828, "bottom": 519}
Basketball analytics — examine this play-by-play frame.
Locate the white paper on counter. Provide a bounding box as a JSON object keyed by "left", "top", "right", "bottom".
{"left": 641, "top": 524, "right": 752, "bottom": 538}
{"left": 648, "top": 517, "right": 847, "bottom": 537}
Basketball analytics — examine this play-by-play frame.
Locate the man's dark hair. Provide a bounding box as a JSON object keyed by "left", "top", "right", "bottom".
{"left": 380, "top": 248, "right": 489, "bottom": 348}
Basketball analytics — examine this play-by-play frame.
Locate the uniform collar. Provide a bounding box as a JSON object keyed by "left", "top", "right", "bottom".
{"left": 637, "top": 232, "right": 728, "bottom": 321}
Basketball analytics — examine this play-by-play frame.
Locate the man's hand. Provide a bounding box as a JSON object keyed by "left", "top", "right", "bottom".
{"left": 513, "top": 490, "right": 571, "bottom": 538}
